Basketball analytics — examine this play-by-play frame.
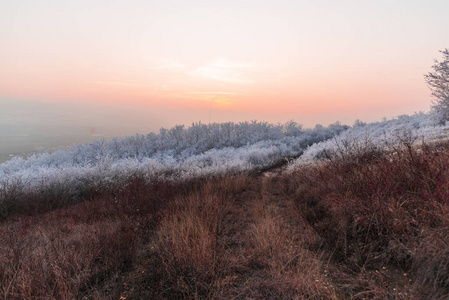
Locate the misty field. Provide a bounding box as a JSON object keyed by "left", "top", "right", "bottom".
{"left": 1, "top": 116, "right": 449, "bottom": 299}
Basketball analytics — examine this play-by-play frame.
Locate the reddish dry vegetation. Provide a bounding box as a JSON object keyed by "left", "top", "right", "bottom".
{"left": 1, "top": 139, "right": 449, "bottom": 299}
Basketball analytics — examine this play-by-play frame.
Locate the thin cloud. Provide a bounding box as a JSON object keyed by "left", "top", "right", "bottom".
{"left": 190, "top": 58, "right": 254, "bottom": 84}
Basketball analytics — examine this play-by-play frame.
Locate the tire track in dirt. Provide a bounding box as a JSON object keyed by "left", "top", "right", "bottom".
{"left": 118, "top": 165, "right": 340, "bottom": 299}
{"left": 220, "top": 173, "right": 339, "bottom": 299}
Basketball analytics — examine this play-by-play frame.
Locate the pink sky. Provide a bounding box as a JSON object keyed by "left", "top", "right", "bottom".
{"left": 1, "top": 0, "right": 448, "bottom": 128}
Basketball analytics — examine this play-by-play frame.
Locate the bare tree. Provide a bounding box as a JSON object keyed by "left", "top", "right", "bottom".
{"left": 425, "top": 49, "right": 449, "bottom": 123}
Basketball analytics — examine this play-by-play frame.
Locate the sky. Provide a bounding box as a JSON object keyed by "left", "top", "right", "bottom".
{"left": 1, "top": 0, "right": 449, "bottom": 132}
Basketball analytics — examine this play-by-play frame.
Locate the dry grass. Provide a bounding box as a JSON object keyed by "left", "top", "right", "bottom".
{"left": 0, "top": 176, "right": 188, "bottom": 299}
{"left": 289, "top": 138, "right": 449, "bottom": 299}
{"left": 243, "top": 189, "right": 340, "bottom": 299}
{"left": 2, "top": 138, "right": 449, "bottom": 299}
{"left": 123, "top": 174, "right": 342, "bottom": 299}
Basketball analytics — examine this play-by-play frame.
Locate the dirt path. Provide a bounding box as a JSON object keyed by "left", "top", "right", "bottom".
{"left": 220, "top": 174, "right": 339, "bottom": 299}
{"left": 118, "top": 168, "right": 342, "bottom": 299}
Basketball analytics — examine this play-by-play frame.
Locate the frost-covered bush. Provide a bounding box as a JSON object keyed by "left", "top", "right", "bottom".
{"left": 0, "top": 121, "right": 349, "bottom": 198}
{"left": 2, "top": 114, "right": 448, "bottom": 207}
{"left": 289, "top": 112, "right": 449, "bottom": 167}
{"left": 425, "top": 49, "right": 449, "bottom": 123}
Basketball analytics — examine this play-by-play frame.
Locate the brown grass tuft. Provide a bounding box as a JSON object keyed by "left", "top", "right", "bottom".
{"left": 2, "top": 138, "right": 449, "bottom": 299}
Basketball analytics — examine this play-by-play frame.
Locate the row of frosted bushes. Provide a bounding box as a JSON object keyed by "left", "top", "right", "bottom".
{"left": 289, "top": 112, "right": 449, "bottom": 167}
{"left": 0, "top": 121, "right": 348, "bottom": 202}
{"left": 2, "top": 113, "right": 448, "bottom": 208}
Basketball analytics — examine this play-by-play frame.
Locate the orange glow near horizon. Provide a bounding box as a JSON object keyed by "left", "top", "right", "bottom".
{"left": 1, "top": 0, "right": 448, "bottom": 127}
{"left": 0, "top": 53, "right": 433, "bottom": 122}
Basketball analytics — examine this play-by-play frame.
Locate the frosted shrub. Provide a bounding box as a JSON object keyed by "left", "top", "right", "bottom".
{"left": 289, "top": 113, "right": 449, "bottom": 168}
{"left": 0, "top": 120, "right": 347, "bottom": 198}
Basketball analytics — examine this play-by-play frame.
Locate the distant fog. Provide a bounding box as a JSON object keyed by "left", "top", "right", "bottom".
{"left": 0, "top": 98, "right": 158, "bottom": 161}
{"left": 0, "top": 98, "right": 294, "bottom": 161}
{"left": 0, "top": 98, "right": 161, "bottom": 138}
{"left": 1, "top": 98, "right": 331, "bottom": 138}
{"left": 0, "top": 97, "right": 355, "bottom": 162}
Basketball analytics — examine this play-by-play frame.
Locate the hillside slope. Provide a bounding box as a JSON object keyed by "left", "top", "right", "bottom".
{"left": 1, "top": 135, "right": 449, "bottom": 299}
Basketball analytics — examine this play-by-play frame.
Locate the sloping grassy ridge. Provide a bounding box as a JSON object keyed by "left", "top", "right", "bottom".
{"left": 1, "top": 138, "right": 449, "bottom": 299}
